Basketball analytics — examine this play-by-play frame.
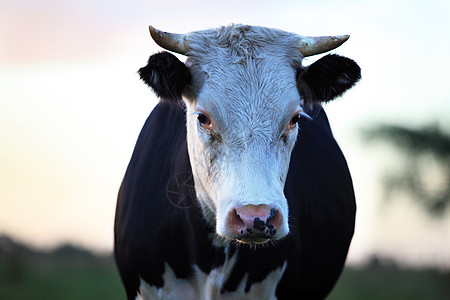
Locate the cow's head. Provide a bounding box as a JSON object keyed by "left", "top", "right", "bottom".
{"left": 139, "top": 25, "right": 360, "bottom": 245}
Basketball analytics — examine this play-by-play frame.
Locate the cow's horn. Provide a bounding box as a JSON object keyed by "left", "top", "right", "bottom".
{"left": 149, "top": 26, "right": 190, "bottom": 55}
{"left": 298, "top": 35, "right": 350, "bottom": 57}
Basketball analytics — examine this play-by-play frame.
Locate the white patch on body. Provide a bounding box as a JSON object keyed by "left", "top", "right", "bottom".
{"left": 137, "top": 262, "right": 197, "bottom": 300}
{"left": 221, "top": 261, "right": 287, "bottom": 300}
{"left": 136, "top": 257, "right": 288, "bottom": 300}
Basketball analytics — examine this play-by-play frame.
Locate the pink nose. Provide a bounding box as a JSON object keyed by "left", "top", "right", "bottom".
{"left": 226, "top": 204, "right": 282, "bottom": 242}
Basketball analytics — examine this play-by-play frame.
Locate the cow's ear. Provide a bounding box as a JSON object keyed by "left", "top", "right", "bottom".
{"left": 138, "top": 51, "right": 191, "bottom": 101}
{"left": 298, "top": 54, "right": 361, "bottom": 103}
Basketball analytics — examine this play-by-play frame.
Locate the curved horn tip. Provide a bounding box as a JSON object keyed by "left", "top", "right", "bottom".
{"left": 148, "top": 25, "right": 160, "bottom": 39}
{"left": 300, "top": 34, "right": 351, "bottom": 57}
{"left": 147, "top": 25, "right": 189, "bottom": 55}
{"left": 339, "top": 34, "right": 350, "bottom": 42}
{"left": 332, "top": 34, "right": 350, "bottom": 48}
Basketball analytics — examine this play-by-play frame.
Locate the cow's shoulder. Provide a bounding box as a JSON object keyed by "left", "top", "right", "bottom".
{"left": 114, "top": 102, "right": 195, "bottom": 298}
{"left": 279, "top": 107, "right": 356, "bottom": 298}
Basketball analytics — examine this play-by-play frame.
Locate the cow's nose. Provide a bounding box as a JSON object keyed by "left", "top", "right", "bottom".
{"left": 226, "top": 204, "right": 282, "bottom": 243}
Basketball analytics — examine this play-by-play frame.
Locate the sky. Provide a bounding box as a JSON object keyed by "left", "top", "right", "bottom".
{"left": 1, "top": 0, "right": 449, "bottom": 268}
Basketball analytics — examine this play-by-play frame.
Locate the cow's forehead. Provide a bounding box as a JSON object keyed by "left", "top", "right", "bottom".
{"left": 186, "top": 25, "right": 303, "bottom": 66}
{"left": 184, "top": 25, "right": 303, "bottom": 114}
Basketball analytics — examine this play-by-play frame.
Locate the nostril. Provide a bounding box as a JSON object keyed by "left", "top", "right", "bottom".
{"left": 229, "top": 209, "right": 245, "bottom": 230}
{"left": 266, "top": 208, "right": 277, "bottom": 224}
{"left": 265, "top": 209, "right": 281, "bottom": 236}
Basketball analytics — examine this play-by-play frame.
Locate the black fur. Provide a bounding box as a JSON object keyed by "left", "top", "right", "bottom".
{"left": 138, "top": 51, "right": 191, "bottom": 101}
{"left": 114, "top": 103, "right": 356, "bottom": 299}
{"left": 298, "top": 54, "right": 361, "bottom": 103}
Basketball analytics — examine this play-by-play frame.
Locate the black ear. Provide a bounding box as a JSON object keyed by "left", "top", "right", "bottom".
{"left": 298, "top": 54, "right": 361, "bottom": 103}
{"left": 138, "top": 51, "right": 191, "bottom": 101}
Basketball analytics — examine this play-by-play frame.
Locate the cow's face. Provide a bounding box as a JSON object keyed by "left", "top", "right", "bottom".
{"left": 139, "top": 25, "right": 361, "bottom": 244}
{"left": 183, "top": 52, "right": 304, "bottom": 244}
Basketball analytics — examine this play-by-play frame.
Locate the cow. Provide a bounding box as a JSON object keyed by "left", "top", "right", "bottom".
{"left": 114, "top": 24, "right": 361, "bottom": 300}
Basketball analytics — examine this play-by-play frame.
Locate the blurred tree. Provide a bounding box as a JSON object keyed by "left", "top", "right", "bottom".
{"left": 364, "top": 124, "right": 450, "bottom": 217}
{"left": 0, "top": 235, "right": 27, "bottom": 283}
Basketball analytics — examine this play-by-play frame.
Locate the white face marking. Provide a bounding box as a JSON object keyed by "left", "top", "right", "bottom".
{"left": 181, "top": 26, "right": 306, "bottom": 242}
{"left": 136, "top": 258, "right": 288, "bottom": 300}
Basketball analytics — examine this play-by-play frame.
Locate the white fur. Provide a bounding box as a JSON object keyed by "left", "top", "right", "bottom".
{"left": 136, "top": 256, "right": 288, "bottom": 300}
{"left": 182, "top": 25, "right": 306, "bottom": 239}
{"left": 137, "top": 263, "right": 198, "bottom": 300}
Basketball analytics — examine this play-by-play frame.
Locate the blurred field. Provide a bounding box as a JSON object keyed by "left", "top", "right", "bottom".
{"left": 1, "top": 236, "right": 449, "bottom": 300}
{"left": 0, "top": 237, "right": 125, "bottom": 300}
{"left": 329, "top": 259, "right": 450, "bottom": 300}
{"left": 0, "top": 255, "right": 125, "bottom": 300}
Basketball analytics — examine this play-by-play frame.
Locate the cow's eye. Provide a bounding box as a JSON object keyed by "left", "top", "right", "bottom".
{"left": 286, "top": 113, "right": 301, "bottom": 131}
{"left": 290, "top": 114, "right": 301, "bottom": 125}
{"left": 197, "top": 112, "right": 213, "bottom": 130}
{"left": 197, "top": 113, "right": 210, "bottom": 125}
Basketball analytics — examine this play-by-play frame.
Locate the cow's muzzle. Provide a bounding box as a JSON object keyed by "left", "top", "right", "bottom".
{"left": 223, "top": 204, "right": 287, "bottom": 244}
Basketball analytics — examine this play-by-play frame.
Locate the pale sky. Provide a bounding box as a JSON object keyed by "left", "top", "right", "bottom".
{"left": 1, "top": 0, "right": 449, "bottom": 267}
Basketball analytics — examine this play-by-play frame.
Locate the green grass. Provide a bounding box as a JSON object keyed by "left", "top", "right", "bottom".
{"left": 1, "top": 242, "right": 449, "bottom": 300}
{"left": 0, "top": 253, "right": 126, "bottom": 300}
{"left": 328, "top": 262, "right": 450, "bottom": 300}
